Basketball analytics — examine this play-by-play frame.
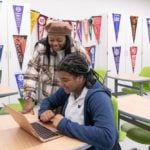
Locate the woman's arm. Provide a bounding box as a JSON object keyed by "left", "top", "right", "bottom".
{"left": 23, "top": 43, "right": 44, "bottom": 100}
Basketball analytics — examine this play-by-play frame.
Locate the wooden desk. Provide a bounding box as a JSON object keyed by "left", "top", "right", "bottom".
{"left": 0, "top": 85, "right": 18, "bottom": 98}
{"left": 0, "top": 114, "right": 90, "bottom": 150}
{"left": 107, "top": 73, "right": 150, "bottom": 96}
{"left": 118, "top": 95, "right": 150, "bottom": 131}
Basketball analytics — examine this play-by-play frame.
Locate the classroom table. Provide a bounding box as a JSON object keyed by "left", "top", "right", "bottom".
{"left": 0, "top": 85, "right": 18, "bottom": 98}
{"left": 0, "top": 114, "right": 90, "bottom": 150}
{"left": 118, "top": 95, "right": 150, "bottom": 131}
{"left": 107, "top": 73, "right": 150, "bottom": 96}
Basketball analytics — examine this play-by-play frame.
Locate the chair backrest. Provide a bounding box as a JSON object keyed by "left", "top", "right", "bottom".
{"left": 95, "top": 68, "right": 107, "bottom": 84}
{"left": 133, "top": 66, "right": 150, "bottom": 91}
{"left": 111, "top": 96, "right": 118, "bottom": 130}
{"left": 112, "top": 96, "right": 127, "bottom": 141}
{"left": 0, "top": 103, "right": 22, "bottom": 115}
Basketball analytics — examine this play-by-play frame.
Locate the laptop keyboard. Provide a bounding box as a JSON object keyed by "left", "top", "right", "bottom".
{"left": 31, "top": 122, "right": 59, "bottom": 139}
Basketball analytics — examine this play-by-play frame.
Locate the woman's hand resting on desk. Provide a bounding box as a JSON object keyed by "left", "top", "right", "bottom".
{"left": 40, "top": 110, "right": 55, "bottom": 122}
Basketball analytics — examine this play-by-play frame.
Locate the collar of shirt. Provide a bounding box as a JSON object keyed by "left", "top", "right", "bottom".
{"left": 65, "top": 87, "right": 88, "bottom": 125}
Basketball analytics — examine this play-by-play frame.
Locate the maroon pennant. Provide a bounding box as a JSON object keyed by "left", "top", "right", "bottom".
{"left": 13, "top": 35, "right": 27, "bottom": 69}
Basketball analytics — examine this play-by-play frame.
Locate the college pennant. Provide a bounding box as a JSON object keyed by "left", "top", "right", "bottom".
{"left": 130, "top": 16, "right": 138, "bottom": 43}
{"left": 31, "top": 10, "right": 39, "bottom": 34}
{"left": 85, "top": 45, "right": 96, "bottom": 69}
{"left": 71, "top": 21, "right": 77, "bottom": 40}
{"left": 0, "top": 45, "right": 3, "bottom": 62}
{"left": 0, "top": 69, "right": 1, "bottom": 83}
{"left": 82, "top": 19, "right": 89, "bottom": 43}
{"left": 76, "top": 21, "right": 82, "bottom": 43}
{"left": 112, "top": 13, "right": 121, "bottom": 42}
{"left": 130, "top": 46, "right": 137, "bottom": 73}
{"left": 0, "top": 1, "right": 2, "bottom": 12}
{"left": 88, "top": 18, "right": 93, "bottom": 40}
{"left": 13, "top": 35, "right": 27, "bottom": 69}
{"left": 15, "top": 73, "right": 24, "bottom": 98}
{"left": 13, "top": 5, "right": 24, "bottom": 34}
{"left": 92, "top": 16, "right": 102, "bottom": 44}
{"left": 112, "top": 46, "right": 121, "bottom": 74}
{"left": 146, "top": 18, "right": 150, "bottom": 43}
{"left": 37, "top": 14, "right": 48, "bottom": 40}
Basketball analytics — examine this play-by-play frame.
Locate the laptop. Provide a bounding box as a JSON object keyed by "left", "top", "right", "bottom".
{"left": 3, "top": 104, "right": 63, "bottom": 142}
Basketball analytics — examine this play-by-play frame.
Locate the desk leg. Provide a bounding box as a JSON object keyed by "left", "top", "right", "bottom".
{"left": 114, "top": 79, "right": 118, "bottom": 97}
{"left": 139, "top": 83, "right": 143, "bottom": 96}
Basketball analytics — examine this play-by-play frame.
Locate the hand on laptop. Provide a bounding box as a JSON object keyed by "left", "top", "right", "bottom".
{"left": 51, "top": 114, "right": 64, "bottom": 128}
{"left": 40, "top": 110, "right": 55, "bottom": 122}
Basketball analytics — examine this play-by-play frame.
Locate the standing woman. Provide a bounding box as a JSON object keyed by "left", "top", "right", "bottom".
{"left": 39, "top": 52, "right": 121, "bottom": 150}
{"left": 22, "top": 19, "right": 89, "bottom": 113}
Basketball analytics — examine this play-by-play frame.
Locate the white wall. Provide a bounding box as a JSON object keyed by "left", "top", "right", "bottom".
{"left": 8, "top": 0, "right": 150, "bottom": 19}
{"left": 5, "top": 0, "right": 150, "bottom": 94}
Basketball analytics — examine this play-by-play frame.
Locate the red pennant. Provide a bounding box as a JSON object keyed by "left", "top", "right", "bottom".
{"left": 92, "top": 16, "right": 102, "bottom": 44}
{"left": 13, "top": 35, "right": 27, "bottom": 69}
{"left": 130, "top": 46, "right": 137, "bottom": 73}
{"left": 82, "top": 19, "right": 89, "bottom": 43}
{"left": 130, "top": 16, "right": 138, "bottom": 43}
{"left": 37, "top": 14, "right": 48, "bottom": 40}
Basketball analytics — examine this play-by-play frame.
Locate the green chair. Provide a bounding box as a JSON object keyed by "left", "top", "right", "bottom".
{"left": 111, "top": 96, "right": 126, "bottom": 142}
{"left": 122, "top": 66, "right": 150, "bottom": 94}
{"left": 95, "top": 68, "right": 108, "bottom": 84}
{"left": 121, "top": 122, "right": 150, "bottom": 149}
{"left": 18, "top": 98, "right": 26, "bottom": 108}
{"left": 0, "top": 103, "right": 22, "bottom": 115}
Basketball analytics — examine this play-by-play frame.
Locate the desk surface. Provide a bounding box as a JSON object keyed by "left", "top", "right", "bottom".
{"left": 0, "top": 85, "right": 18, "bottom": 97}
{"left": 0, "top": 114, "right": 89, "bottom": 150}
{"left": 107, "top": 73, "right": 150, "bottom": 82}
{"left": 118, "top": 95, "right": 150, "bottom": 122}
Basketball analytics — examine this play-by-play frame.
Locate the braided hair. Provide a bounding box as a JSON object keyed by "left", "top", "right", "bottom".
{"left": 57, "top": 52, "right": 101, "bottom": 88}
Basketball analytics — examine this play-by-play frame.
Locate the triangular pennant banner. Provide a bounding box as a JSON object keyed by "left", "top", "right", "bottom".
{"left": 71, "top": 21, "right": 77, "bottom": 39}
{"left": 82, "top": 19, "right": 89, "bottom": 43}
{"left": 130, "top": 46, "right": 137, "bottom": 73}
{"left": 77, "top": 21, "right": 82, "bottom": 43}
{"left": 85, "top": 45, "right": 96, "bottom": 69}
{"left": 130, "top": 16, "right": 138, "bottom": 43}
{"left": 37, "top": 14, "right": 48, "bottom": 40}
{"left": 0, "top": 45, "right": 3, "bottom": 62}
{"left": 92, "top": 16, "right": 102, "bottom": 44}
{"left": 13, "top": 35, "right": 27, "bottom": 69}
{"left": 15, "top": 73, "right": 24, "bottom": 98}
{"left": 13, "top": 5, "right": 24, "bottom": 34}
{"left": 31, "top": 10, "right": 40, "bottom": 34}
{"left": 88, "top": 18, "right": 93, "bottom": 40}
{"left": 90, "top": 45, "right": 96, "bottom": 69}
{"left": 112, "top": 46, "right": 121, "bottom": 74}
{"left": 146, "top": 18, "right": 150, "bottom": 43}
{"left": 0, "top": 69, "right": 1, "bottom": 83}
{"left": 0, "top": 1, "right": 2, "bottom": 12}
{"left": 112, "top": 13, "right": 121, "bottom": 42}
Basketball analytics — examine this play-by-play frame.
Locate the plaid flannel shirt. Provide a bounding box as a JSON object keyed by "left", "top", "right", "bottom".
{"left": 24, "top": 39, "right": 87, "bottom": 100}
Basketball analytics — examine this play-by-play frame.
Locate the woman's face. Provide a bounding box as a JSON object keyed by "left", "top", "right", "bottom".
{"left": 58, "top": 71, "right": 84, "bottom": 94}
{"left": 48, "top": 35, "right": 66, "bottom": 52}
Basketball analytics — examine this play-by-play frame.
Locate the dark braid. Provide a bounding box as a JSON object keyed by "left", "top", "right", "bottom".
{"left": 57, "top": 52, "right": 100, "bottom": 88}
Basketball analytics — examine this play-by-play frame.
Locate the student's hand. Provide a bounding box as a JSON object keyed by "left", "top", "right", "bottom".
{"left": 40, "top": 110, "right": 55, "bottom": 123}
{"left": 51, "top": 114, "right": 64, "bottom": 128}
{"left": 21, "top": 98, "right": 34, "bottom": 114}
